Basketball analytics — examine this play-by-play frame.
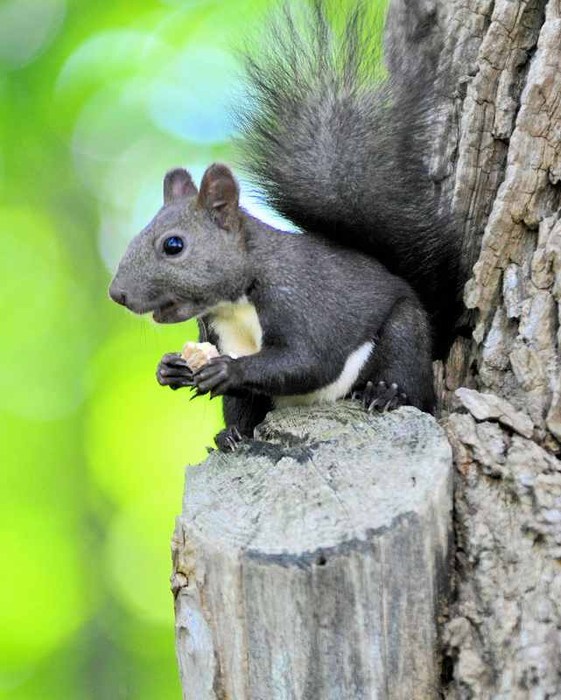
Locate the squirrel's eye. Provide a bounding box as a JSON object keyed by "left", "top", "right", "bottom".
{"left": 163, "top": 236, "right": 184, "bottom": 256}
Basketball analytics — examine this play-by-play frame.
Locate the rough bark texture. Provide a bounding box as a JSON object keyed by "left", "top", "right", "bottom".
{"left": 387, "top": 0, "right": 561, "bottom": 697}
{"left": 172, "top": 404, "right": 452, "bottom": 699}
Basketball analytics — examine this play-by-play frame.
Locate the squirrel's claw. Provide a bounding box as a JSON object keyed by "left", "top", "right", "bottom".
{"left": 214, "top": 425, "right": 244, "bottom": 453}
{"left": 361, "top": 380, "right": 408, "bottom": 412}
{"left": 189, "top": 388, "right": 206, "bottom": 400}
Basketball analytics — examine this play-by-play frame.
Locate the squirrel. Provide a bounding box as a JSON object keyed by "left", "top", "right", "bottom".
{"left": 109, "top": 2, "right": 462, "bottom": 452}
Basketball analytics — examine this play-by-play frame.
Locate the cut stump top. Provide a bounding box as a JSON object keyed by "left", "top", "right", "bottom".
{"left": 182, "top": 403, "right": 452, "bottom": 558}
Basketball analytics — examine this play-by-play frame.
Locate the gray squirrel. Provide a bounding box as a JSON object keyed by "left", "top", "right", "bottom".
{"left": 109, "top": 2, "right": 462, "bottom": 452}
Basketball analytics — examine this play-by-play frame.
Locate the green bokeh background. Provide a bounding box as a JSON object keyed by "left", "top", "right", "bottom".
{"left": 0, "top": 1, "right": 387, "bottom": 697}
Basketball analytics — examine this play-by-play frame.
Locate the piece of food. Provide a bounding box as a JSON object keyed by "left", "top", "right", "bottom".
{"left": 181, "top": 341, "right": 220, "bottom": 371}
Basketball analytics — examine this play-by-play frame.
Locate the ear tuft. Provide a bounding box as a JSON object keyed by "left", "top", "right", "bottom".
{"left": 197, "top": 164, "right": 240, "bottom": 230}
{"left": 163, "top": 168, "right": 198, "bottom": 204}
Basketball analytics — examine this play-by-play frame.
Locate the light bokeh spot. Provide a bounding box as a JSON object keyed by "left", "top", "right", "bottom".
{"left": 0, "top": 0, "right": 66, "bottom": 69}
{"left": 148, "top": 46, "right": 238, "bottom": 144}
{"left": 0, "top": 207, "right": 95, "bottom": 419}
{"left": 105, "top": 500, "right": 177, "bottom": 626}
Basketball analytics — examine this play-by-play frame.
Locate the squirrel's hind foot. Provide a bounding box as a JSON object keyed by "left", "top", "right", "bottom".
{"left": 354, "top": 380, "right": 408, "bottom": 412}
{"left": 214, "top": 426, "right": 244, "bottom": 453}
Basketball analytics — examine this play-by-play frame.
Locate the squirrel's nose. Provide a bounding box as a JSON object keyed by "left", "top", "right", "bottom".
{"left": 109, "top": 282, "right": 128, "bottom": 307}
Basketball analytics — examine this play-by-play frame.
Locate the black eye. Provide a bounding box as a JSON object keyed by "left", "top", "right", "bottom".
{"left": 163, "top": 236, "right": 184, "bottom": 256}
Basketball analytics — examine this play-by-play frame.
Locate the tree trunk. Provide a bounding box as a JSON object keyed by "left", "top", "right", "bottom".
{"left": 387, "top": 0, "right": 561, "bottom": 696}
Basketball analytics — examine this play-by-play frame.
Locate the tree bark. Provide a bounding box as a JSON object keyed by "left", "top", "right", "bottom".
{"left": 387, "top": 0, "right": 561, "bottom": 696}
{"left": 172, "top": 405, "right": 452, "bottom": 699}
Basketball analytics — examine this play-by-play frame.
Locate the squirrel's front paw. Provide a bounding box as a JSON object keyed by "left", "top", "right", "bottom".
{"left": 192, "top": 355, "right": 239, "bottom": 396}
{"left": 156, "top": 353, "right": 194, "bottom": 390}
{"left": 214, "top": 426, "right": 244, "bottom": 453}
{"left": 360, "top": 380, "right": 408, "bottom": 412}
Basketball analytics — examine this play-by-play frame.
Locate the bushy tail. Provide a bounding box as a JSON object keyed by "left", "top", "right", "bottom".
{"left": 236, "top": 0, "right": 462, "bottom": 354}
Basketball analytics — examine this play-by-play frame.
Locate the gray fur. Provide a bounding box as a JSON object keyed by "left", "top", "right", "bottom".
{"left": 110, "top": 164, "right": 435, "bottom": 419}
{"left": 237, "top": 0, "right": 461, "bottom": 354}
{"left": 110, "top": 191, "right": 250, "bottom": 324}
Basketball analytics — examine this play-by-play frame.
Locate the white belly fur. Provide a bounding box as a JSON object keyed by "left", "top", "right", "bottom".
{"left": 208, "top": 297, "right": 263, "bottom": 358}
{"left": 275, "top": 341, "right": 374, "bottom": 408}
{"left": 208, "top": 299, "right": 373, "bottom": 407}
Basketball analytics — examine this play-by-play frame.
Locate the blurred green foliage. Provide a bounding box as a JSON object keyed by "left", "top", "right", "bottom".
{"left": 0, "top": 0, "right": 387, "bottom": 697}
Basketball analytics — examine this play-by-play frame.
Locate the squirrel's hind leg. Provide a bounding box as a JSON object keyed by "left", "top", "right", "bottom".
{"left": 355, "top": 297, "right": 435, "bottom": 414}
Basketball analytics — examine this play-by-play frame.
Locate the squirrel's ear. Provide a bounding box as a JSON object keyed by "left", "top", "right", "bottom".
{"left": 197, "top": 164, "right": 240, "bottom": 231}
{"left": 163, "top": 168, "right": 198, "bottom": 204}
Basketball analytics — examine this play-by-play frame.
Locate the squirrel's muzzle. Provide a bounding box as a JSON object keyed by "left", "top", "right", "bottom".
{"left": 109, "top": 281, "right": 128, "bottom": 307}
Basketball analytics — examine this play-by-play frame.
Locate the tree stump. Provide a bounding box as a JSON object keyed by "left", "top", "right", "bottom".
{"left": 172, "top": 403, "right": 452, "bottom": 699}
